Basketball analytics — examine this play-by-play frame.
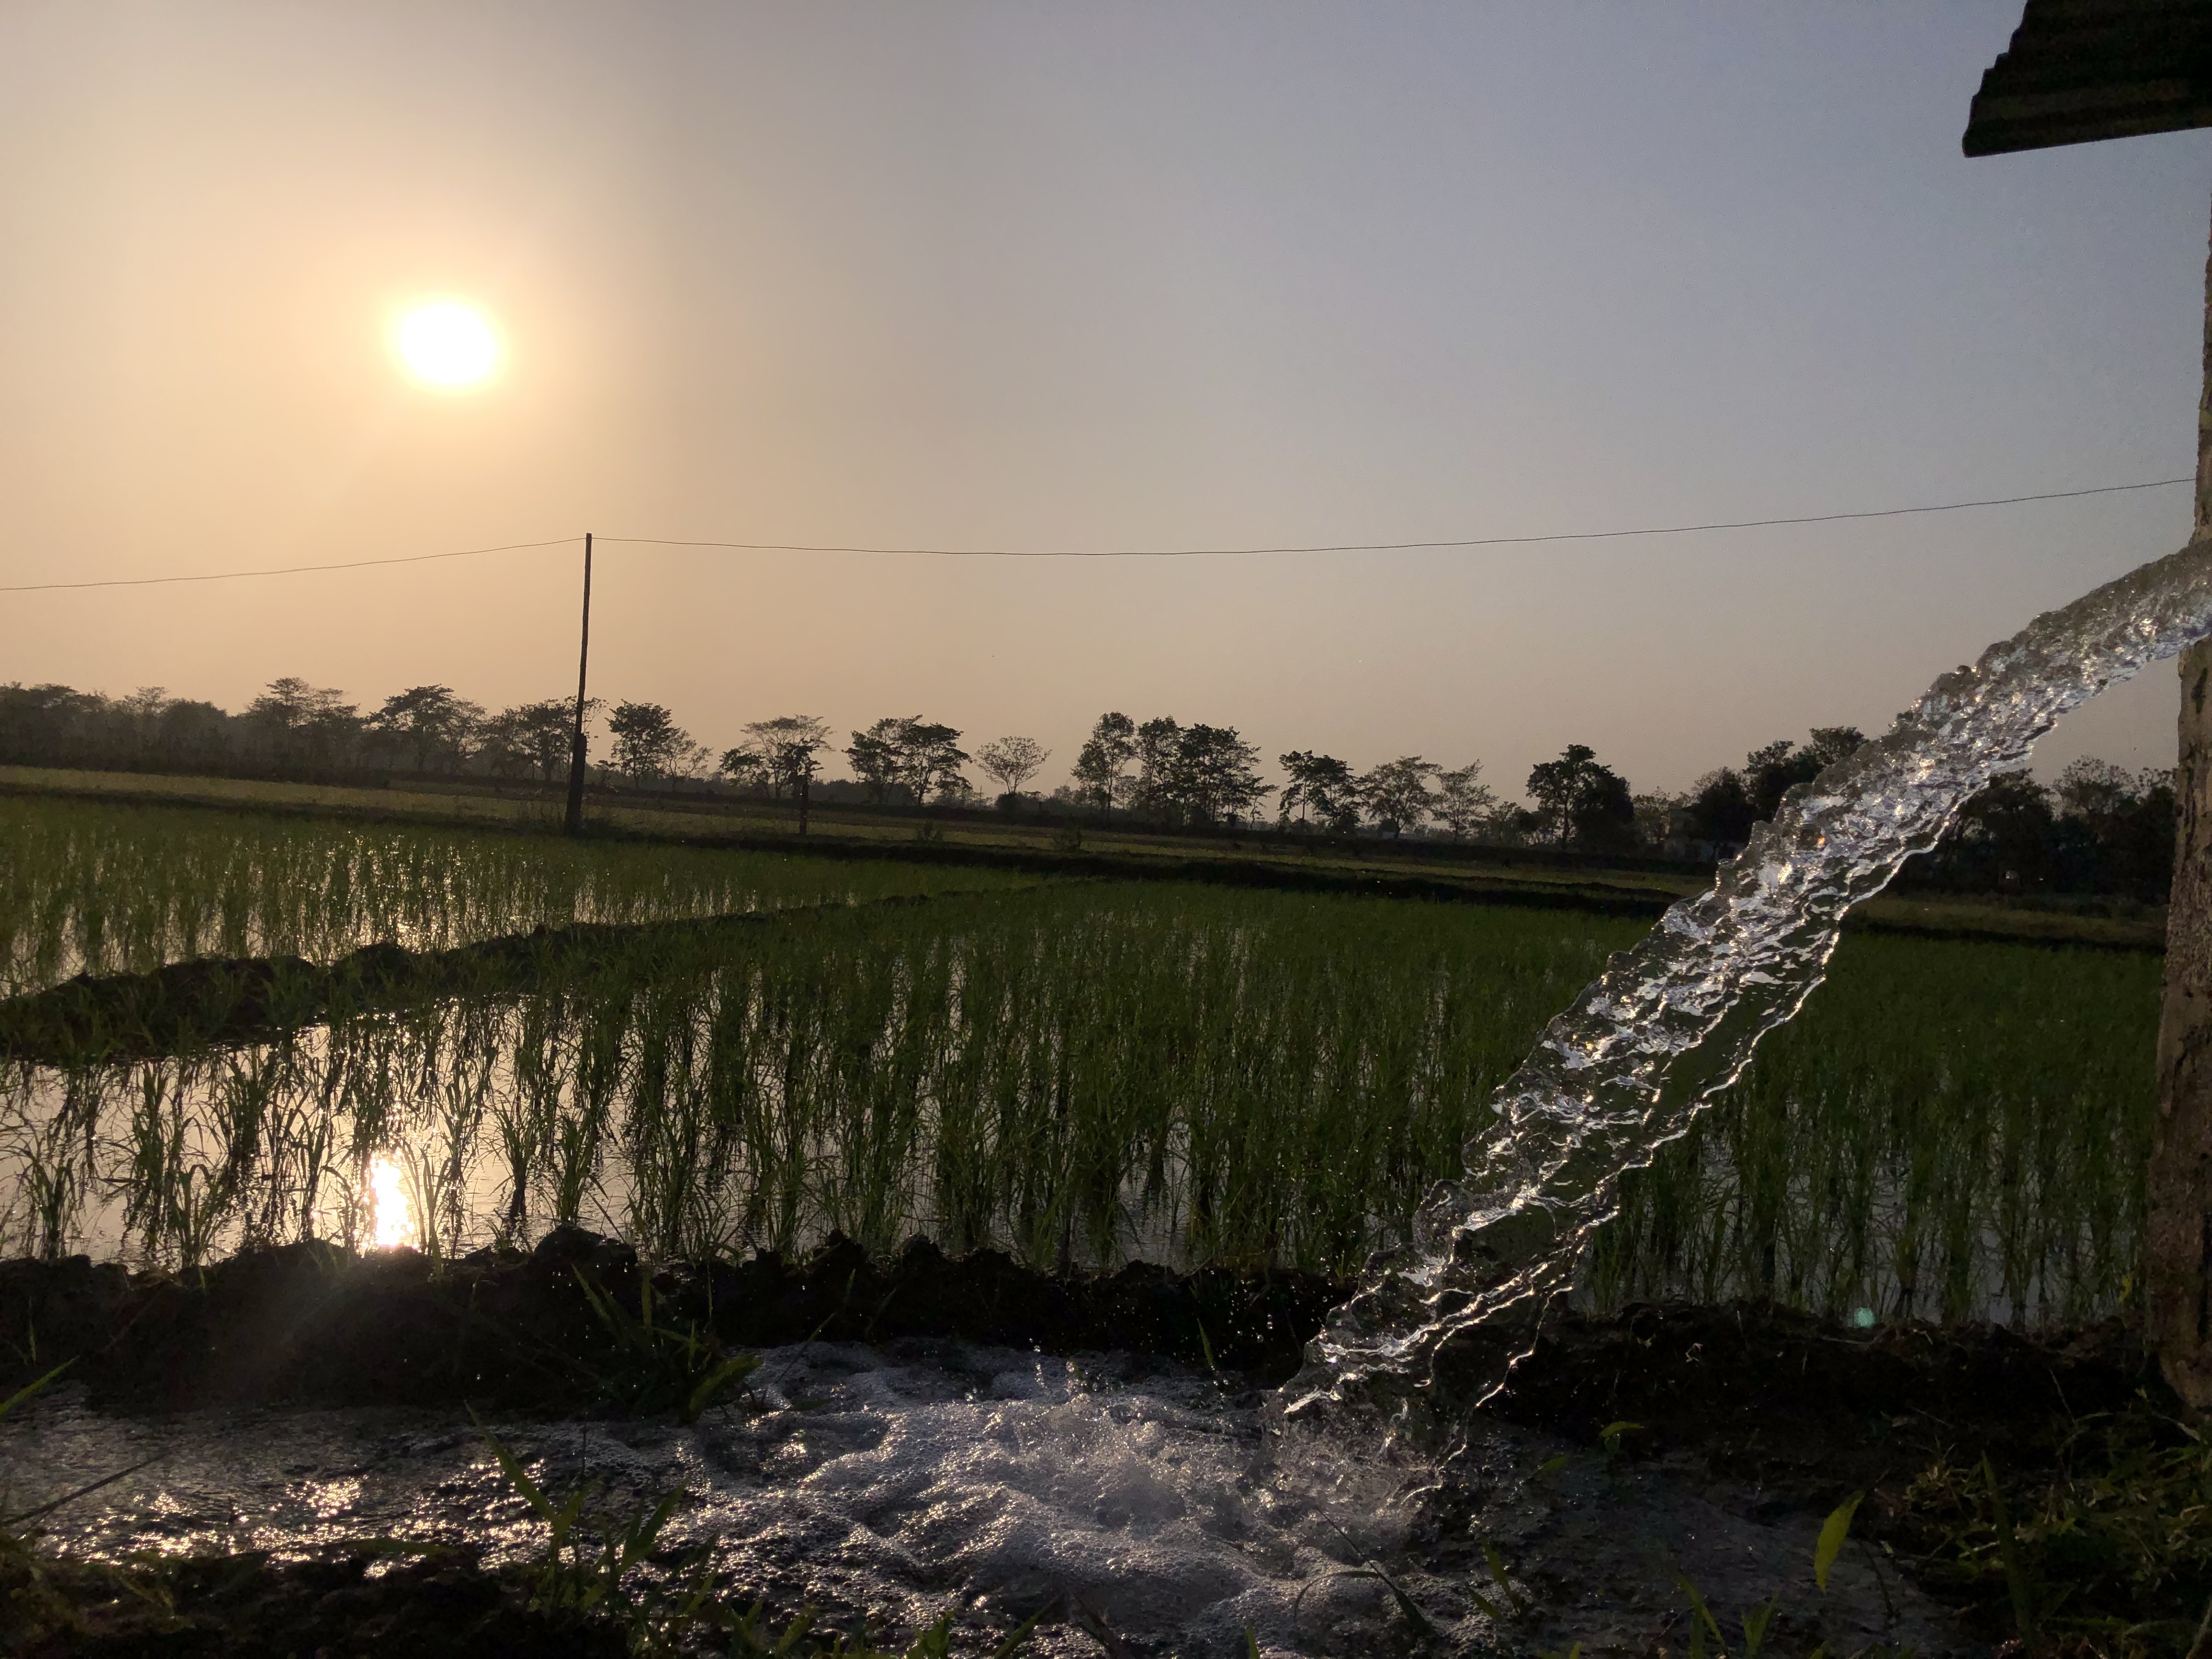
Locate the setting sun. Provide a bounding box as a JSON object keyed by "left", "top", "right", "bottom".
{"left": 393, "top": 300, "right": 501, "bottom": 389}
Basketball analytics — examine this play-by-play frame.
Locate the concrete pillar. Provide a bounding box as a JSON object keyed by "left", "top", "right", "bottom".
{"left": 2148, "top": 202, "right": 2212, "bottom": 1410}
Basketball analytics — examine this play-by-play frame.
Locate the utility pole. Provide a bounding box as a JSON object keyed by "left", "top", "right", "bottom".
{"left": 2149, "top": 217, "right": 2212, "bottom": 1410}
{"left": 563, "top": 533, "right": 593, "bottom": 837}
{"left": 1962, "top": 5, "right": 2212, "bottom": 1409}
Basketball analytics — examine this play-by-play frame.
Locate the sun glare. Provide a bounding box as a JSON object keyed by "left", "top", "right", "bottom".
{"left": 394, "top": 300, "right": 501, "bottom": 389}
{"left": 369, "top": 1153, "right": 417, "bottom": 1249}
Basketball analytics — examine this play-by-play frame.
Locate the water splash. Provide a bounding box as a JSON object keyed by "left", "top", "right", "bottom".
{"left": 1292, "top": 535, "right": 2212, "bottom": 1419}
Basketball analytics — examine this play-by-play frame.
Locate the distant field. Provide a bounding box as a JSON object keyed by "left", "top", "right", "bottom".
{"left": 0, "top": 791, "right": 1042, "bottom": 995}
{"left": 0, "top": 762, "right": 2165, "bottom": 948}
{"left": 0, "top": 791, "right": 2159, "bottom": 1325}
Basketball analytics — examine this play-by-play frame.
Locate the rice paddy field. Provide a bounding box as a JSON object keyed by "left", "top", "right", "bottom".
{"left": 0, "top": 792, "right": 2163, "bottom": 1327}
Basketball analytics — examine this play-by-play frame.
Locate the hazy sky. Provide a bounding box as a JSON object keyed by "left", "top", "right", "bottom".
{"left": 3, "top": 4, "right": 2208, "bottom": 799}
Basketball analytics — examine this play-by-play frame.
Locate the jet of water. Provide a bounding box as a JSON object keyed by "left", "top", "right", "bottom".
{"left": 1289, "top": 534, "right": 2212, "bottom": 1421}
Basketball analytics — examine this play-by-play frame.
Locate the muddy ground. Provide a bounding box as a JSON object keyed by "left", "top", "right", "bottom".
{"left": 1, "top": 1234, "right": 2200, "bottom": 1656}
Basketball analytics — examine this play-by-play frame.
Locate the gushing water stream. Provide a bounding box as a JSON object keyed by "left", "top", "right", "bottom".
{"left": 1296, "top": 534, "right": 2212, "bottom": 1420}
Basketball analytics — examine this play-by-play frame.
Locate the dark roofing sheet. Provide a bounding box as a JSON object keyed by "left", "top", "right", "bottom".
{"left": 1963, "top": 0, "right": 2212, "bottom": 155}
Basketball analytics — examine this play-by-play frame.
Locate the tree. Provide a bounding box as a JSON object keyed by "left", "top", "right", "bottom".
{"left": 896, "top": 720, "right": 969, "bottom": 804}
{"left": 473, "top": 707, "right": 535, "bottom": 779}
{"left": 504, "top": 698, "right": 590, "bottom": 783}
{"left": 977, "top": 735, "right": 1051, "bottom": 800}
{"left": 1278, "top": 751, "right": 1362, "bottom": 832}
{"left": 1685, "top": 768, "right": 1754, "bottom": 848}
{"left": 1742, "top": 725, "right": 1865, "bottom": 822}
{"left": 1632, "top": 791, "right": 1685, "bottom": 851}
{"left": 367, "top": 685, "right": 483, "bottom": 774}
{"left": 1358, "top": 756, "right": 1441, "bottom": 836}
{"left": 732, "top": 715, "right": 832, "bottom": 832}
{"left": 1525, "top": 743, "right": 1635, "bottom": 850}
{"left": 845, "top": 718, "right": 969, "bottom": 805}
{"left": 1132, "top": 717, "right": 1269, "bottom": 827}
{"left": 1434, "top": 763, "right": 1499, "bottom": 840}
{"left": 1131, "top": 718, "right": 1186, "bottom": 821}
{"left": 1688, "top": 727, "right": 1869, "bottom": 849}
{"left": 1180, "top": 725, "right": 1269, "bottom": 824}
{"left": 607, "top": 701, "right": 689, "bottom": 781}
{"left": 1071, "top": 713, "right": 1138, "bottom": 811}
{"left": 150, "top": 697, "right": 230, "bottom": 769}
{"left": 245, "top": 677, "right": 358, "bottom": 769}
{"left": 2054, "top": 758, "right": 2177, "bottom": 898}
{"left": 847, "top": 719, "right": 905, "bottom": 804}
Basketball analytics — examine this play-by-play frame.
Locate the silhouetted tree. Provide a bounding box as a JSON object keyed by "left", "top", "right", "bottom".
{"left": 1132, "top": 718, "right": 1269, "bottom": 826}
{"left": 1526, "top": 743, "right": 1635, "bottom": 849}
{"left": 2049, "top": 759, "right": 2175, "bottom": 896}
{"left": 846, "top": 717, "right": 969, "bottom": 805}
{"left": 501, "top": 698, "right": 591, "bottom": 783}
{"left": 246, "top": 678, "right": 359, "bottom": 769}
{"left": 897, "top": 720, "right": 969, "bottom": 804}
{"left": 1434, "top": 763, "right": 1499, "bottom": 840}
{"left": 1688, "top": 727, "right": 1866, "bottom": 848}
{"left": 977, "top": 735, "right": 1051, "bottom": 800}
{"left": 730, "top": 715, "right": 833, "bottom": 831}
{"left": 368, "top": 685, "right": 483, "bottom": 773}
{"left": 1071, "top": 713, "right": 1137, "bottom": 810}
{"left": 1358, "top": 756, "right": 1441, "bottom": 837}
{"left": 1278, "top": 752, "right": 1361, "bottom": 832}
{"left": 847, "top": 719, "right": 905, "bottom": 804}
{"left": 608, "top": 701, "right": 689, "bottom": 781}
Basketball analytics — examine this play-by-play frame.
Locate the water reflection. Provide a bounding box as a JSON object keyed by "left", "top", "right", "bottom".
{"left": 368, "top": 1154, "right": 415, "bottom": 1250}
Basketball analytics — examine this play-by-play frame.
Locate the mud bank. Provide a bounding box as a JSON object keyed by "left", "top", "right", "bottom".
{"left": 0, "top": 898, "right": 949, "bottom": 1064}
{"left": 0, "top": 1229, "right": 1342, "bottom": 1409}
{"left": 4, "top": 1545, "right": 631, "bottom": 1659}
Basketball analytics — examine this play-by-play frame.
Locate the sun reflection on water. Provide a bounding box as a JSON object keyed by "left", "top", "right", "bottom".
{"left": 368, "top": 1155, "right": 416, "bottom": 1250}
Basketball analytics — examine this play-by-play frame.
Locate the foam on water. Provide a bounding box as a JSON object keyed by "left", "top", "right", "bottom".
{"left": 1296, "top": 533, "right": 2212, "bottom": 1419}
{"left": 4, "top": 1342, "right": 1432, "bottom": 1654}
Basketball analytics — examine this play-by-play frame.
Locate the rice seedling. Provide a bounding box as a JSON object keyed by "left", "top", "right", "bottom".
{"left": 1589, "top": 934, "right": 2160, "bottom": 1324}
{"left": 0, "top": 794, "right": 1039, "bottom": 996}
{"left": 0, "top": 843, "right": 2165, "bottom": 1329}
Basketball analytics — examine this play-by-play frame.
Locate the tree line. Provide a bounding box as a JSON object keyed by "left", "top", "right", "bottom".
{"left": 0, "top": 678, "right": 2177, "bottom": 898}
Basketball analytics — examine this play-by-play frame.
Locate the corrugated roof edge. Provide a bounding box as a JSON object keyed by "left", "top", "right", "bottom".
{"left": 1962, "top": 0, "right": 2212, "bottom": 156}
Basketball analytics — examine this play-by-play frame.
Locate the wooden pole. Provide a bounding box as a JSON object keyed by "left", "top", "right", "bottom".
{"left": 2149, "top": 199, "right": 2212, "bottom": 1410}
{"left": 563, "top": 533, "right": 593, "bottom": 837}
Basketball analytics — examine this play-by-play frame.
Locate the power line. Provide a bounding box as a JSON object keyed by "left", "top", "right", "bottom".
{"left": 0, "top": 476, "right": 2189, "bottom": 593}
{"left": 0, "top": 536, "right": 580, "bottom": 595}
{"left": 603, "top": 478, "right": 2191, "bottom": 557}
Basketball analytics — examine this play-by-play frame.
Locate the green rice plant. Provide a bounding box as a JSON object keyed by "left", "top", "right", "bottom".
{"left": 0, "top": 793, "right": 1040, "bottom": 996}
{"left": 1904, "top": 1406, "right": 2212, "bottom": 1647}
{"left": 471, "top": 1409, "right": 685, "bottom": 1631}
{"left": 7, "top": 1070, "right": 104, "bottom": 1260}
{"left": 0, "top": 862, "right": 2170, "bottom": 1325}
{"left": 571, "top": 1269, "right": 761, "bottom": 1422}
{"left": 1588, "top": 935, "right": 2160, "bottom": 1324}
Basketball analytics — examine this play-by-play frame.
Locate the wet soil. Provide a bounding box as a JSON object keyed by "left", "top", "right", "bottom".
{"left": 2, "top": 1237, "right": 2196, "bottom": 1655}
{"left": 3, "top": 1545, "right": 630, "bottom": 1659}
{"left": 1482, "top": 1300, "right": 2153, "bottom": 1499}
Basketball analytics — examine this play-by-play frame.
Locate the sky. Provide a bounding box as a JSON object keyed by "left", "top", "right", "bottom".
{"left": 2, "top": 3, "right": 2208, "bottom": 800}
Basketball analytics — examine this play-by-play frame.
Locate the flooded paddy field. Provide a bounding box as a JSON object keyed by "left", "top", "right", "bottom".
{"left": 0, "top": 795, "right": 2196, "bottom": 1655}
